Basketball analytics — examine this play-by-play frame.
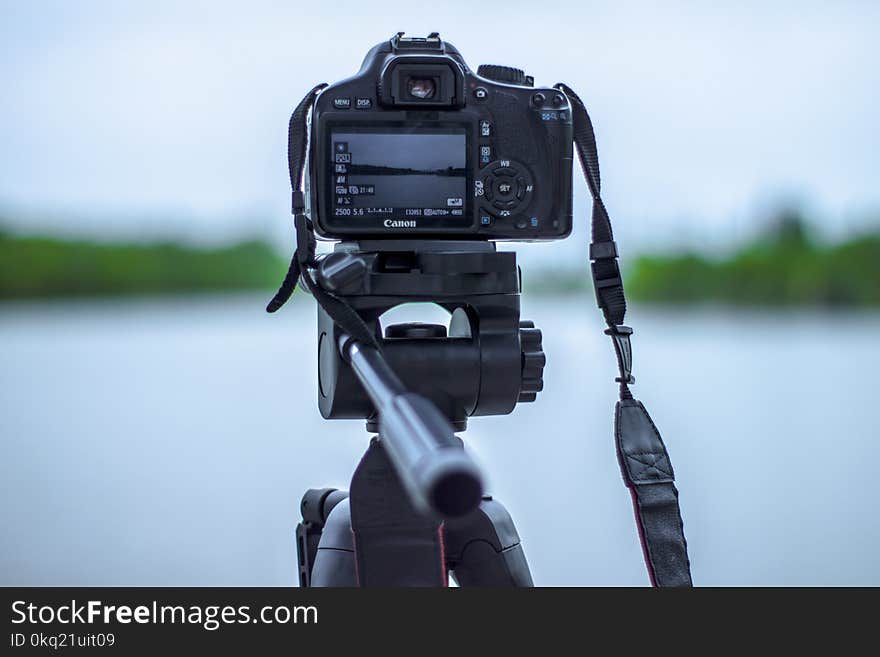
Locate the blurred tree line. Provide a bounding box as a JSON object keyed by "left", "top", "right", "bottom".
{"left": 0, "top": 231, "right": 284, "bottom": 299}
{"left": 627, "top": 210, "right": 880, "bottom": 306}
{"left": 1, "top": 209, "right": 878, "bottom": 306}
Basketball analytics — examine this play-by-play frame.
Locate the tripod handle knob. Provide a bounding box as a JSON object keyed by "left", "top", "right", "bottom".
{"left": 379, "top": 392, "right": 483, "bottom": 518}
{"left": 317, "top": 253, "right": 367, "bottom": 294}
{"left": 340, "top": 334, "right": 484, "bottom": 518}
{"left": 518, "top": 320, "right": 546, "bottom": 403}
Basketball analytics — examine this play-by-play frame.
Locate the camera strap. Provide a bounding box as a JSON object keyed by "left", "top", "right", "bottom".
{"left": 269, "top": 82, "right": 692, "bottom": 586}
{"left": 556, "top": 82, "right": 692, "bottom": 586}
{"left": 266, "top": 83, "right": 382, "bottom": 351}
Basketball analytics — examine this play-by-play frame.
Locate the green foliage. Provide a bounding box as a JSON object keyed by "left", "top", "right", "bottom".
{"left": 627, "top": 212, "right": 880, "bottom": 307}
{"left": 3, "top": 209, "right": 879, "bottom": 307}
{"left": 0, "top": 234, "right": 286, "bottom": 299}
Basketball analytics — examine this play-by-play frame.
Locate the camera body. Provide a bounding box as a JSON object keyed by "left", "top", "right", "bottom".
{"left": 306, "top": 33, "right": 573, "bottom": 241}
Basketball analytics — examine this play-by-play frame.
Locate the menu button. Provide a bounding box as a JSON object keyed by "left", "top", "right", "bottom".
{"left": 333, "top": 97, "right": 352, "bottom": 109}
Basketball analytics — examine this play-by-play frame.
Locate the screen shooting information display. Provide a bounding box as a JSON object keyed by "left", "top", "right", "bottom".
{"left": 329, "top": 128, "right": 468, "bottom": 224}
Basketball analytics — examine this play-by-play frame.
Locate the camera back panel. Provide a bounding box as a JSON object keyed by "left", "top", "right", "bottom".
{"left": 307, "top": 34, "right": 573, "bottom": 241}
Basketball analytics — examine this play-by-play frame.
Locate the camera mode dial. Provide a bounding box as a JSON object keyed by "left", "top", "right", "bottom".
{"left": 477, "top": 64, "right": 534, "bottom": 87}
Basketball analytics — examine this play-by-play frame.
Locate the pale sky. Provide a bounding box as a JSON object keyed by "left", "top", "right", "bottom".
{"left": 1, "top": 1, "right": 878, "bottom": 265}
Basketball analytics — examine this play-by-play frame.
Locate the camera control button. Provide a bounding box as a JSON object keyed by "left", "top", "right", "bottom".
{"left": 479, "top": 120, "right": 492, "bottom": 137}
{"left": 491, "top": 166, "right": 516, "bottom": 178}
{"left": 479, "top": 145, "right": 492, "bottom": 166}
{"left": 480, "top": 215, "right": 493, "bottom": 226}
{"left": 493, "top": 177, "right": 515, "bottom": 198}
{"left": 355, "top": 98, "right": 372, "bottom": 109}
{"left": 482, "top": 176, "right": 495, "bottom": 200}
{"left": 493, "top": 199, "right": 517, "bottom": 210}
{"left": 333, "top": 97, "right": 352, "bottom": 109}
{"left": 515, "top": 217, "right": 529, "bottom": 229}
{"left": 473, "top": 87, "right": 489, "bottom": 101}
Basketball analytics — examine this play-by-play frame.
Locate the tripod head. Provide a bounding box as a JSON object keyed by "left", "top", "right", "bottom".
{"left": 315, "top": 240, "right": 546, "bottom": 433}
{"left": 312, "top": 240, "right": 544, "bottom": 519}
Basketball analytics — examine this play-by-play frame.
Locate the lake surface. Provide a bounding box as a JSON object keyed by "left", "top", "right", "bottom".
{"left": 1, "top": 294, "right": 878, "bottom": 586}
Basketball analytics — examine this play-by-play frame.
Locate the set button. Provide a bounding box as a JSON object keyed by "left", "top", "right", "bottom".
{"left": 491, "top": 176, "right": 517, "bottom": 210}
{"left": 493, "top": 178, "right": 514, "bottom": 198}
{"left": 477, "top": 158, "right": 535, "bottom": 221}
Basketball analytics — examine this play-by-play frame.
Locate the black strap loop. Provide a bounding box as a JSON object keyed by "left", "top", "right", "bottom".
{"left": 558, "top": 81, "right": 692, "bottom": 587}
{"left": 266, "top": 84, "right": 327, "bottom": 314}
{"left": 604, "top": 325, "right": 635, "bottom": 386}
{"left": 615, "top": 400, "right": 692, "bottom": 586}
{"left": 267, "top": 85, "right": 382, "bottom": 352}
{"left": 589, "top": 240, "right": 619, "bottom": 260}
{"left": 288, "top": 85, "right": 328, "bottom": 194}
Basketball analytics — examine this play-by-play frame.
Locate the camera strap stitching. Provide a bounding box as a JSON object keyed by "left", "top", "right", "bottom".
{"left": 557, "top": 82, "right": 693, "bottom": 587}
{"left": 267, "top": 85, "right": 382, "bottom": 351}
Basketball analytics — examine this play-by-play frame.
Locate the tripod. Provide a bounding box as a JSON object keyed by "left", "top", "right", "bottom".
{"left": 295, "top": 240, "right": 544, "bottom": 586}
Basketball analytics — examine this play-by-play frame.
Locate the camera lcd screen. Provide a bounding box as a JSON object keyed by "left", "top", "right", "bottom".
{"left": 328, "top": 127, "right": 469, "bottom": 224}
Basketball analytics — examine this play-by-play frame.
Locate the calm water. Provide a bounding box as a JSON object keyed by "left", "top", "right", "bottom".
{"left": 1, "top": 294, "right": 878, "bottom": 586}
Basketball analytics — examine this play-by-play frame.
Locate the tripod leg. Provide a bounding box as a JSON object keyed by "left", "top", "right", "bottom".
{"left": 309, "top": 497, "right": 358, "bottom": 587}
{"left": 296, "top": 488, "right": 352, "bottom": 587}
{"left": 349, "top": 438, "right": 447, "bottom": 586}
{"left": 444, "top": 496, "right": 534, "bottom": 587}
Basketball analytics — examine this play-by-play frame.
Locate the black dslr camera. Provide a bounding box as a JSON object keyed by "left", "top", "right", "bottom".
{"left": 305, "top": 32, "right": 573, "bottom": 240}
{"left": 280, "top": 33, "right": 692, "bottom": 589}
